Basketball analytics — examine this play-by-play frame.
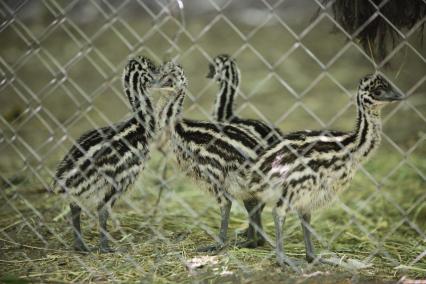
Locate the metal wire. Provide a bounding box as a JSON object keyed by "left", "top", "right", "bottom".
{"left": 0, "top": 0, "right": 425, "bottom": 282}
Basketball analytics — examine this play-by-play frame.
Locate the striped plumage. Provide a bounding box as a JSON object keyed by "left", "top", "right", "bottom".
{"left": 207, "top": 54, "right": 282, "bottom": 144}
{"left": 156, "top": 61, "right": 266, "bottom": 251}
{"left": 207, "top": 54, "right": 283, "bottom": 246}
{"left": 52, "top": 56, "right": 157, "bottom": 253}
{"left": 245, "top": 73, "right": 404, "bottom": 266}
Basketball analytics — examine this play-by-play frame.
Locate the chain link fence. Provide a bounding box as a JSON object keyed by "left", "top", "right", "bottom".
{"left": 1, "top": 0, "right": 425, "bottom": 282}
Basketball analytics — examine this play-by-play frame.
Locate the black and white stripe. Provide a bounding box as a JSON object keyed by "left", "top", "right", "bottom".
{"left": 208, "top": 54, "right": 283, "bottom": 146}
{"left": 245, "top": 73, "right": 404, "bottom": 267}
{"left": 51, "top": 56, "right": 157, "bottom": 253}
{"left": 208, "top": 54, "right": 284, "bottom": 246}
{"left": 157, "top": 61, "right": 266, "bottom": 251}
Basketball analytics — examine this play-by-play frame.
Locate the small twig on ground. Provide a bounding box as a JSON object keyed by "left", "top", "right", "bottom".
{"left": 0, "top": 237, "right": 70, "bottom": 253}
{"left": 0, "top": 256, "right": 63, "bottom": 263}
{"left": 53, "top": 207, "right": 70, "bottom": 222}
{"left": 0, "top": 219, "right": 25, "bottom": 232}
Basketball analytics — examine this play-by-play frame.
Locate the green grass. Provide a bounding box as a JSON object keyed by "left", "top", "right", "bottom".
{"left": 0, "top": 11, "right": 425, "bottom": 283}
{"left": 0, "top": 151, "right": 425, "bottom": 282}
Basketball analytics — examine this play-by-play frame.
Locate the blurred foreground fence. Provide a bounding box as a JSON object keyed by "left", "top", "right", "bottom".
{"left": 0, "top": 0, "right": 425, "bottom": 282}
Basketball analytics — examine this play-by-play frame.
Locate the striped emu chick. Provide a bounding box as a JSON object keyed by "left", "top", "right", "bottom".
{"left": 207, "top": 54, "right": 283, "bottom": 247}
{"left": 156, "top": 61, "right": 266, "bottom": 252}
{"left": 247, "top": 74, "right": 404, "bottom": 266}
{"left": 52, "top": 56, "right": 157, "bottom": 253}
{"left": 207, "top": 54, "right": 282, "bottom": 144}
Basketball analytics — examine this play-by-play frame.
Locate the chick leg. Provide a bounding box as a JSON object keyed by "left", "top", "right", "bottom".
{"left": 197, "top": 197, "right": 231, "bottom": 253}
{"left": 70, "top": 203, "right": 89, "bottom": 252}
{"left": 273, "top": 207, "right": 302, "bottom": 271}
{"left": 299, "top": 213, "right": 316, "bottom": 263}
{"left": 237, "top": 199, "right": 265, "bottom": 248}
{"left": 98, "top": 204, "right": 114, "bottom": 253}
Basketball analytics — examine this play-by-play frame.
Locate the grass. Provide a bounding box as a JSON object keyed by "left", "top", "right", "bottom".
{"left": 1, "top": 151, "right": 425, "bottom": 282}
{"left": 0, "top": 5, "right": 425, "bottom": 283}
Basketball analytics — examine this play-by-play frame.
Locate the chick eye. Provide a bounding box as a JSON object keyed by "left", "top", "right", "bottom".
{"left": 373, "top": 89, "right": 384, "bottom": 97}
{"left": 162, "top": 78, "right": 173, "bottom": 86}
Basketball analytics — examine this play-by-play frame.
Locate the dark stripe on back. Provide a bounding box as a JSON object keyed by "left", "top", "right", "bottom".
{"left": 182, "top": 119, "right": 260, "bottom": 151}
{"left": 232, "top": 118, "right": 282, "bottom": 146}
{"left": 175, "top": 123, "right": 250, "bottom": 164}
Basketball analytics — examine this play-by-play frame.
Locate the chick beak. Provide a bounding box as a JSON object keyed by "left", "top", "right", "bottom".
{"left": 383, "top": 88, "right": 405, "bottom": 102}
{"left": 206, "top": 63, "right": 215, "bottom": 79}
{"left": 151, "top": 79, "right": 175, "bottom": 93}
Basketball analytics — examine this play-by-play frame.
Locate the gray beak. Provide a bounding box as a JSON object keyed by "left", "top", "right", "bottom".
{"left": 206, "top": 63, "right": 215, "bottom": 79}
{"left": 383, "top": 89, "right": 405, "bottom": 101}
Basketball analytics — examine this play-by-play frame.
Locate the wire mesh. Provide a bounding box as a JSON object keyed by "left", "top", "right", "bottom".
{"left": 0, "top": 0, "right": 425, "bottom": 282}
